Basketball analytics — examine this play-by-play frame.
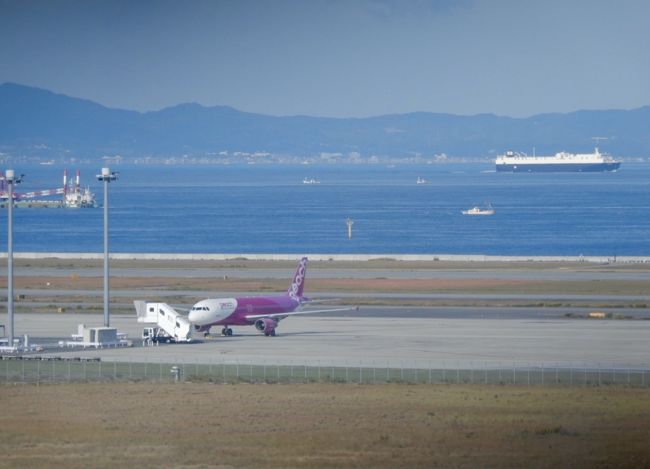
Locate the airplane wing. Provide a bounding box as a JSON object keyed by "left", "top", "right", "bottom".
{"left": 300, "top": 297, "right": 343, "bottom": 304}
{"left": 245, "top": 306, "right": 357, "bottom": 320}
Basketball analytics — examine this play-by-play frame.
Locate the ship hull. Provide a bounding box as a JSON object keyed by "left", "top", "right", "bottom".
{"left": 496, "top": 162, "right": 620, "bottom": 173}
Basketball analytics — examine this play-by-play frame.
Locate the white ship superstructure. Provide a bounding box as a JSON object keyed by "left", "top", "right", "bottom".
{"left": 63, "top": 169, "right": 97, "bottom": 208}
{"left": 495, "top": 147, "right": 621, "bottom": 172}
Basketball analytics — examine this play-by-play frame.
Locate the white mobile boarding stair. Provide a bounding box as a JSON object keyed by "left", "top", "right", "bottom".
{"left": 134, "top": 301, "right": 193, "bottom": 342}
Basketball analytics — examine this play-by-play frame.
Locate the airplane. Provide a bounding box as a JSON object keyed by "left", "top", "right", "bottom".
{"left": 187, "top": 257, "right": 355, "bottom": 337}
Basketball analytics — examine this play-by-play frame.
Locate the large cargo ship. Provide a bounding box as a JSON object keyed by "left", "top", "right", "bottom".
{"left": 495, "top": 147, "right": 621, "bottom": 172}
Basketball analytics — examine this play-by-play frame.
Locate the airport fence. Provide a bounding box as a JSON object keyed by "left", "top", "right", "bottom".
{"left": 1, "top": 356, "right": 649, "bottom": 387}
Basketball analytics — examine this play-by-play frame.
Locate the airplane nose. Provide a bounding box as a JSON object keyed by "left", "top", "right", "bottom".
{"left": 188, "top": 307, "right": 210, "bottom": 325}
{"left": 188, "top": 310, "right": 197, "bottom": 323}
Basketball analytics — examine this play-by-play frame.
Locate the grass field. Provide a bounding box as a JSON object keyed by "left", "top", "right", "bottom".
{"left": 1, "top": 382, "right": 649, "bottom": 468}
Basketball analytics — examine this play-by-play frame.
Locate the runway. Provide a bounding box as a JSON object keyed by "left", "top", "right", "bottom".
{"left": 7, "top": 310, "right": 650, "bottom": 370}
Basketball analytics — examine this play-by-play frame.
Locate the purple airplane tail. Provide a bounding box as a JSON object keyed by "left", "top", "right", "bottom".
{"left": 287, "top": 257, "right": 308, "bottom": 301}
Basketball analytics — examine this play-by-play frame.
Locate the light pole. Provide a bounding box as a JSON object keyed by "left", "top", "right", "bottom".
{"left": 96, "top": 167, "right": 118, "bottom": 327}
{"left": 5, "top": 170, "right": 23, "bottom": 347}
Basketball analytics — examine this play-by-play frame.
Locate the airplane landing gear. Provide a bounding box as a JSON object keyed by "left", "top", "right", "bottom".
{"left": 221, "top": 327, "right": 233, "bottom": 336}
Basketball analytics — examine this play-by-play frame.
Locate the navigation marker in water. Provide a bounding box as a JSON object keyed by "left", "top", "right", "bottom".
{"left": 347, "top": 218, "right": 354, "bottom": 240}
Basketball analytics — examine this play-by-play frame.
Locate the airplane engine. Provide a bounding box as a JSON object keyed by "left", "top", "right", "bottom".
{"left": 254, "top": 318, "right": 278, "bottom": 336}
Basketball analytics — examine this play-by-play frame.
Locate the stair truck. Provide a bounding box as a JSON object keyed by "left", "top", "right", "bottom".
{"left": 134, "top": 301, "right": 193, "bottom": 344}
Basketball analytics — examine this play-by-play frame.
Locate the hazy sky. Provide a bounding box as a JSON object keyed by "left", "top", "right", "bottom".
{"left": 1, "top": 0, "right": 649, "bottom": 118}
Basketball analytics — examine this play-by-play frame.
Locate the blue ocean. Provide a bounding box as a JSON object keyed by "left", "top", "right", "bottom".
{"left": 2, "top": 162, "right": 649, "bottom": 256}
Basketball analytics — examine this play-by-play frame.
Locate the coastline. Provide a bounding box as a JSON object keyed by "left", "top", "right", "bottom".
{"left": 2, "top": 252, "right": 650, "bottom": 264}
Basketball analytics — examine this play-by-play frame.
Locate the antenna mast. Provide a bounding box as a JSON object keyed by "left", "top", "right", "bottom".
{"left": 592, "top": 136, "right": 608, "bottom": 152}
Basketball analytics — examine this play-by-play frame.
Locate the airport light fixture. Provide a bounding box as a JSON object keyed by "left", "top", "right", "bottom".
{"left": 5, "top": 169, "right": 23, "bottom": 347}
{"left": 96, "top": 167, "right": 118, "bottom": 327}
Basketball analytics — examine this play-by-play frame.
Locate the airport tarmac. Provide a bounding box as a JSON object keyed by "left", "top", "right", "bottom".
{"left": 6, "top": 311, "right": 649, "bottom": 370}
{"left": 3, "top": 257, "right": 649, "bottom": 371}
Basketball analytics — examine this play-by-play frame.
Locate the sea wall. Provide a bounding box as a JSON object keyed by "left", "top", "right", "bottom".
{"left": 2, "top": 252, "right": 650, "bottom": 264}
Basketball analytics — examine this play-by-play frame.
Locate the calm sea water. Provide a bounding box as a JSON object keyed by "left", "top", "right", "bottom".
{"left": 1, "top": 162, "right": 649, "bottom": 256}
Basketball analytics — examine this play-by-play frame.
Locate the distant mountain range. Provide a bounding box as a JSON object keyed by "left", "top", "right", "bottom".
{"left": 1, "top": 82, "right": 649, "bottom": 161}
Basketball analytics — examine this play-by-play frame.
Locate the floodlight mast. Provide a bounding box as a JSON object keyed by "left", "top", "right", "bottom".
{"left": 5, "top": 170, "right": 23, "bottom": 347}
{"left": 96, "top": 167, "right": 118, "bottom": 327}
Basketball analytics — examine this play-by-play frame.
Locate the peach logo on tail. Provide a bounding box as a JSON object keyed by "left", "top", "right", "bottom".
{"left": 289, "top": 260, "right": 306, "bottom": 301}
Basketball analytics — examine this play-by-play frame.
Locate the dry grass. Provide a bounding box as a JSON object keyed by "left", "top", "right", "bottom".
{"left": 5, "top": 275, "right": 650, "bottom": 297}
{"left": 6, "top": 257, "right": 650, "bottom": 297}
{"left": 4, "top": 258, "right": 650, "bottom": 311}
{"left": 1, "top": 382, "right": 650, "bottom": 468}
{"left": 4, "top": 275, "right": 650, "bottom": 314}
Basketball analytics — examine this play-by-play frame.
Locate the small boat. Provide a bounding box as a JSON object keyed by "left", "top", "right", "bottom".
{"left": 416, "top": 177, "right": 428, "bottom": 184}
{"left": 462, "top": 204, "right": 495, "bottom": 216}
{"left": 303, "top": 177, "right": 320, "bottom": 184}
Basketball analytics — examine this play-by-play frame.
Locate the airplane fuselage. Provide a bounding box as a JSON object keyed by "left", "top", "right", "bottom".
{"left": 188, "top": 294, "right": 300, "bottom": 332}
